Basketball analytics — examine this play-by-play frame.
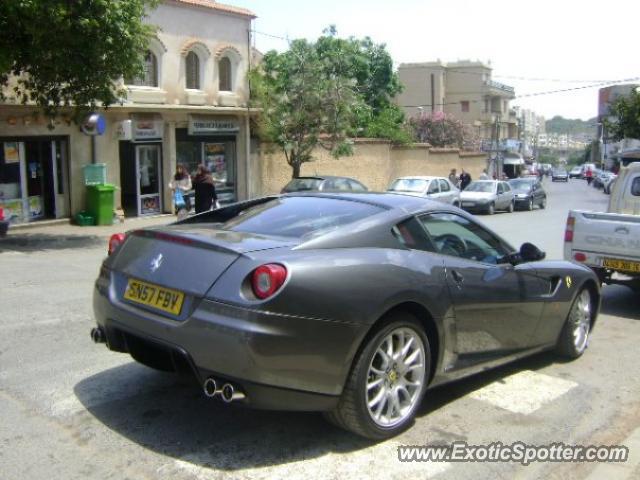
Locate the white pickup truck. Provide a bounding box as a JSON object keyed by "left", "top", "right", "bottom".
{"left": 564, "top": 162, "right": 640, "bottom": 291}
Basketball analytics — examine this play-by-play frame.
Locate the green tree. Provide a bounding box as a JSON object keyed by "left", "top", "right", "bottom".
{"left": 250, "top": 39, "right": 365, "bottom": 178}
{"left": 605, "top": 87, "right": 640, "bottom": 141}
{"left": 0, "top": 0, "right": 157, "bottom": 119}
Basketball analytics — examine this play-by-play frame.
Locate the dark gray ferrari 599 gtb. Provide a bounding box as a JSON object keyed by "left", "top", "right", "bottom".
{"left": 92, "top": 193, "right": 600, "bottom": 439}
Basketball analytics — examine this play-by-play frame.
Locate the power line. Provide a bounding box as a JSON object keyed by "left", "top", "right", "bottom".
{"left": 399, "top": 77, "right": 640, "bottom": 110}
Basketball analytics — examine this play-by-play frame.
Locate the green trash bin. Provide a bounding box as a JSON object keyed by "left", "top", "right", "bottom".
{"left": 86, "top": 184, "right": 115, "bottom": 225}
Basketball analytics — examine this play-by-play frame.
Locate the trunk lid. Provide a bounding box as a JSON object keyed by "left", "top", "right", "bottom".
{"left": 109, "top": 223, "right": 299, "bottom": 296}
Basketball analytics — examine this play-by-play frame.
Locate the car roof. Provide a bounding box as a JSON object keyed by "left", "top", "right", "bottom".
{"left": 290, "top": 175, "right": 360, "bottom": 182}
{"left": 283, "top": 191, "right": 446, "bottom": 213}
{"left": 393, "top": 176, "right": 443, "bottom": 181}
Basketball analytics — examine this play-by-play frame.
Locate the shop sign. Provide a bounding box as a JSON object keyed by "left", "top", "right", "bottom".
{"left": 188, "top": 115, "right": 239, "bottom": 135}
{"left": 117, "top": 118, "right": 164, "bottom": 142}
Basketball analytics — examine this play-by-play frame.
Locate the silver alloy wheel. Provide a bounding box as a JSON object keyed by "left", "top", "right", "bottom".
{"left": 366, "top": 328, "right": 426, "bottom": 428}
{"left": 570, "top": 290, "right": 591, "bottom": 352}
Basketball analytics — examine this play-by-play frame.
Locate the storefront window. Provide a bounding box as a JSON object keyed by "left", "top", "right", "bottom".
{"left": 176, "top": 128, "right": 236, "bottom": 204}
{"left": 0, "top": 141, "right": 23, "bottom": 222}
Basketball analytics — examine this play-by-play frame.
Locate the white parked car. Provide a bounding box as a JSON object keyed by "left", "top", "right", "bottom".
{"left": 460, "top": 180, "right": 515, "bottom": 215}
{"left": 387, "top": 176, "right": 460, "bottom": 206}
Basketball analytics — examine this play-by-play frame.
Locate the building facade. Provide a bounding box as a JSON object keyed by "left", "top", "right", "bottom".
{"left": 396, "top": 60, "right": 518, "bottom": 143}
{"left": 0, "top": 0, "right": 256, "bottom": 223}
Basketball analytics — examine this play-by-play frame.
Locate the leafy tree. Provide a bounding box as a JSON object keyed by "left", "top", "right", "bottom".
{"left": 409, "top": 112, "right": 466, "bottom": 148}
{"left": 250, "top": 39, "right": 365, "bottom": 178}
{"left": 605, "top": 87, "right": 640, "bottom": 141}
{"left": 0, "top": 0, "right": 157, "bottom": 119}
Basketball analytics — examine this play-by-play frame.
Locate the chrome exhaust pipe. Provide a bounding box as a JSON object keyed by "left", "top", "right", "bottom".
{"left": 221, "top": 383, "right": 245, "bottom": 403}
{"left": 203, "top": 377, "right": 219, "bottom": 398}
{"left": 90, "top": 327, "right": 106, "bottom": 344}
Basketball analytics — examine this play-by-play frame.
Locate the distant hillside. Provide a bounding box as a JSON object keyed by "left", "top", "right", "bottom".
{"left": 545, "top": 116, "right": 597, "bottom": 135}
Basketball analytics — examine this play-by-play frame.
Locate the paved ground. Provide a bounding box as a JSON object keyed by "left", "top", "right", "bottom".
{"left": 1, "top": 178, "right": 639, "bottom": 479}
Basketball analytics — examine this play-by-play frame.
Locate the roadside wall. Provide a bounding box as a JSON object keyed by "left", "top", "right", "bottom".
{"left": 255, "top": 139, "right": 487, "bottom": 195}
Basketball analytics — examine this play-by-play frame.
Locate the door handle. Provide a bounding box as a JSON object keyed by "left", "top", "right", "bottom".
{"left": 451, "top": 270, "right": 464, "bottom": 284}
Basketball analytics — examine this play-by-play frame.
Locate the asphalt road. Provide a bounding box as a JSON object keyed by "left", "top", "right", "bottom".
{"left": 1, "top": 178, "right": 639, "bottom": 480}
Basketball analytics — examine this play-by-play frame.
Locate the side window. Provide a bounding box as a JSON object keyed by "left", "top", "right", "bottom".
{"left": 332, "top": 179, "right": 351, "bottom": 191}
{"left": 439, "top": 179, "right": 450, "bottom": 192}
{"left": 427, "top": 181, "right": 440, "bottom": 194}
{"left": 503, "top": 183, "right": 511, "bottom": 192}
{"left": 497, "top": 183, "right": 504, "bottom": 194}
{"left": 418, "top": 212, "right": 510, "bottom": 263}
{"left": 219, "top": 57, "right": 232, "bottom": 92}
{"left": 349, "top": 180, "right": 366, "bottom": 192}
{"left": 631, "top": 177, "right": 640, "bottom": 196}
{"left": 391, "top": 217, "right": 436, "bottom": 252}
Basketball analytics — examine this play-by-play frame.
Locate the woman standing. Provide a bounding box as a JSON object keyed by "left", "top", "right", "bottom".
{"left": 192, "top": 165, "right": 218, "bottom": 214}
{"left": 169, "top": 164, "right": 192, "bottom": 215}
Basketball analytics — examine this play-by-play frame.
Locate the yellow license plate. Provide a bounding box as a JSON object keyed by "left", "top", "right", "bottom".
{"left": 603, "top": 258, "right": 640, "bottom": 273}
{"left": 124, "top": 278, "right": 185, "bottom": 316}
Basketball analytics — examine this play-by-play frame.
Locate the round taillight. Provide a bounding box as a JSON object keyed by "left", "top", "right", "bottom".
{"left": 251, "top": 264, "right": 287, "bottom": 299}
{"left": 108, "top": 233, "right": 127, "bottom": 255}
{"left": 574, "top": 252, "right": 587, "bottom": 262}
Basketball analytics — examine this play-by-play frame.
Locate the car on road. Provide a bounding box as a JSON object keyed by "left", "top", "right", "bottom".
{"left": 459, "top": 180, "right": 514, "bottom": 214}
{"left": 92, "top": 193, "right": 600, "bottom": 439}
{"left": 387, "top": 176, "right": 460, "bottom": 206}
{"left": 603, "top": 174, "right": 617, "bottom": 194}
{"left": 508, "top": 177, "right": 547, "bottom": 210}
{"left": 551, "top": 168, "right": 569, "bottom": 182}
{"left": 569, "top": 166, "right": 582, "bottom": 179}
{"left": 281, "top": 175, "right": 368, "bottom": 193}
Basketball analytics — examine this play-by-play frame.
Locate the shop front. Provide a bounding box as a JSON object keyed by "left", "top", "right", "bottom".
{"left": 0, "top": 137, "right": 70, "bottom": 223}
{"left": 176, "top": 115, "right": 239, "bottom": 205}
{"left": 117, "top": 116, "right": 164, "bottom": 217}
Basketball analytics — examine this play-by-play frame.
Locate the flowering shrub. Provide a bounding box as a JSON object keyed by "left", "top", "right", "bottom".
{"left": 409, "top": 112, "right": 466, "bottom": 148}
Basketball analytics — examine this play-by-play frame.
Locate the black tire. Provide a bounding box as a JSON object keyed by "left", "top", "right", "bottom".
{"left": 526, "top": 198, "right": 534, "bottom": 211}
{"left": 486, "top": 202, "right": 495, "bottom": 215}
{"left": 507, "top": 201, "right": 514, "bottom": 213}
{"left": 555, "top": 288, "right": 593, "bottom": 359}
{"left": 324, "top": 314, "right": 431, "bottom": 440}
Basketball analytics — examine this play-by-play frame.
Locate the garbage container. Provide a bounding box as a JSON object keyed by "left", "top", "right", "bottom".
{"left": 86, "top": 184, "right": 115, "bottom": 225}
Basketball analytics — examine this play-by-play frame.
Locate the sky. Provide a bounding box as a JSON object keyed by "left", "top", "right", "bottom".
{"left": 229, "top": 0, "right": 640, "bottom": 121}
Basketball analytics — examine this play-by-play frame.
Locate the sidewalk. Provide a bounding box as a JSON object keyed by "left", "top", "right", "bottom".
{"left": 0, "top": 214, "right": 176, "bottom": 252}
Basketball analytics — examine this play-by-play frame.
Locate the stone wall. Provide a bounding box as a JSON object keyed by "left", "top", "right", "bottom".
{"left": 255, "top": 139, "right": 487, "bottom": 195}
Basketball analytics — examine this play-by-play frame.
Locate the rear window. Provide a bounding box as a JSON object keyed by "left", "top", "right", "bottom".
{"left": 389, "top": 178, "right": 429, "bottom": 193}
{"left": 219, "top": 197, "right": 384, "bottom": 238}
{"left": 632, "top": 177, "right": 640, "bottom": 196}
{"left": 282, "top": 178, "right": 322, "bottom": 192}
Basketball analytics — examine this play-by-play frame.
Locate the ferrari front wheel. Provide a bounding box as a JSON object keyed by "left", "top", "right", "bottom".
{"left": 325, "top": 316, "right": 430, "bottom": 439}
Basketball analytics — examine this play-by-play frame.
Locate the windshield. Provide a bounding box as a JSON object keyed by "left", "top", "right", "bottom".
{"left": 508, "top": 180, "right": 533, "bottom": 191}
{"left": 219, "top": 197, "right": 384, "bottom": 238}
{"left": 388, "top": 178, "right": 429, "bottom": 193}
{"left": 282, "top": 178, "right": 323, "bottom": 192}
{"left": 465, "top": 182, "right": 494, "bottom": 193}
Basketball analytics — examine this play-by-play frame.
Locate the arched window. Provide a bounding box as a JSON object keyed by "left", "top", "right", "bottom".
{"left": 126, "top": 51, "right": 158, "bottom": 87}
{"left": 186, "top": 51, "right": 200, "bottom": 89}
{"left": 219, "top": 57, "right": 232, "bottom": 92}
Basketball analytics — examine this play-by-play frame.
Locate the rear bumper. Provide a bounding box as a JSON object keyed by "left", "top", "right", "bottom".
{"left": 93, "top": 281, "right": 366, "bottom": 411}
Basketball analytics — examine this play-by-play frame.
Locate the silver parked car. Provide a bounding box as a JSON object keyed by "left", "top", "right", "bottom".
{"left": 387, "top": 176, "right": 460, "bottom": 206}
{"left": 460, "top": 180, "right": 515, "bottom": 214}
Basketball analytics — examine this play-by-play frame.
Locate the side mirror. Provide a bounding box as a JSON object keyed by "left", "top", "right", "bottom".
{"left": 520, "top": 242, "right": 545, "bottom": 262}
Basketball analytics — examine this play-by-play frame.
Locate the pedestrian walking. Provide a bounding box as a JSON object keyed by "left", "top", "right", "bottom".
{"left": 192, "top": 165, "right": 218, "bottom": 214}
{"left": 459, "top": 169, "right": 472, "bottom": 190}
{"left": 448, "top": 168, "right": 459, "bottom": 187}
{"left": 585, "top": 167, "right": 593, "bottom": 185}
{"left": 169, "top": 163, "right": 192, "bottom": 216}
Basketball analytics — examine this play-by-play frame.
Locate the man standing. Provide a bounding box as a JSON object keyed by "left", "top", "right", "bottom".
{"left": 448, "top": 168, "right": 459, "bottom": 187}
{"left": 459, "top": 169, "right": 472, "bottom": 190}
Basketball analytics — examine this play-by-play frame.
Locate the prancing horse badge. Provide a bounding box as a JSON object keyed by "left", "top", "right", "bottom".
{"left": 565, "top": 276, "right": 572, "bottom": 288}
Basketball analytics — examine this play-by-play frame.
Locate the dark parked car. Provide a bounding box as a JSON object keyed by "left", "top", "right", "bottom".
{"left": 281, "top": 175, "right": 367, "bottom": 193}
{"left": 551, "top": 168, "right": 569, "bottom": 182}
{"left": 92, "top": 193, "right": 600, "bottom": 439}
{"left": 508, "top": 177, "right": 547, "bottom": 210}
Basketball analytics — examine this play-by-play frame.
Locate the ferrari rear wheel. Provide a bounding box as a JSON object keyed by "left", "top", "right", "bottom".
{"left": 325, "top": 315, "right": 430, "bottom": 439}
{"left": 555, "top": 288, "right": 592, "bottom": 359}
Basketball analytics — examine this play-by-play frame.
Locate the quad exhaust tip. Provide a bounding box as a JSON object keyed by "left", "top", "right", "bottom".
{"left": 90, "top": 327, "right": 106, "bottom": 344}
{"left": 202, "top": 378, "right": 246, "bottom": 403}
